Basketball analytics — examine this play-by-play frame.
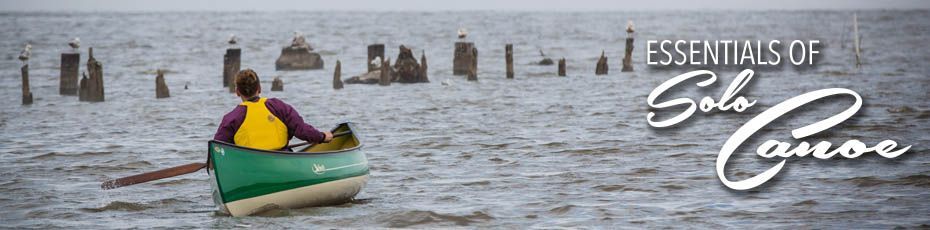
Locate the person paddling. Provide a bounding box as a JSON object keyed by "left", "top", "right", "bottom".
{"left": 214, "top": 69, "right": 332, "bottom": 150}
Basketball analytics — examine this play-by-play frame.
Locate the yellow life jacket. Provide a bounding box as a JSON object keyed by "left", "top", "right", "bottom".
{"left": 233, "top": 97, "right": 289, "bottom": 150}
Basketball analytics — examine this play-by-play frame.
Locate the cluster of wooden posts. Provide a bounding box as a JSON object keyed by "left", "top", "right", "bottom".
{"left": 320, "top": 37, "right": 634, "bottom": 90}
{"left": 20, "top": 47, "right": 107, "bottom": 105}
{"left": 445, "top": 38, "right": 635, "bottom": 83}
{"left": 20, "top": 35, "right": 636, "bottom": 105}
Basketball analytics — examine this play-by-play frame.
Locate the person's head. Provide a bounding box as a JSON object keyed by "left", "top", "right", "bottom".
{"left": 235, "top": 69, "right": 261, "bottom": 100}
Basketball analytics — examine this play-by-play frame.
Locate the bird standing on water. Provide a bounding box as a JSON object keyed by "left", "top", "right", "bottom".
{"left": 457, "top": 28, "right": 468, "bottom": 39}
{"left": 68, "top": 37, "right": 80, "bottom": 52}
{"left": 18, "top": 44, "right": 31, "bottom": 65}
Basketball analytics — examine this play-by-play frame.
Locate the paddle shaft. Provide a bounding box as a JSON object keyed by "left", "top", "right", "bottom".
{"left": 285, "top": 130, "right": 353, "bottom": 149}
{"left": 101, "top": 130, "right": 353, "bottom": 190}
{"left": 100, "top": 162, "right": 205, "bottom": 190}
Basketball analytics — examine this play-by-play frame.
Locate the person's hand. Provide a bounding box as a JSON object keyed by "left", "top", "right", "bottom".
{"left": 322, "top": 131, "right": 334, "bottom": 143}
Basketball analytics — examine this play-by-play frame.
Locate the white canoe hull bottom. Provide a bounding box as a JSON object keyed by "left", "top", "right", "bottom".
{"left": 220, "top": 175, "right": 369, "bottom": 217}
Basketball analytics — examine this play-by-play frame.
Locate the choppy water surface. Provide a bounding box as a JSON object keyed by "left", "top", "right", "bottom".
{"left": 1, "top": 11, "right": 929, "bottom": 228}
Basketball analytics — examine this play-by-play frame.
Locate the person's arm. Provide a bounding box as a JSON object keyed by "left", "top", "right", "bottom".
{"left": 213, "top": 106, "right": 246, "bottom": 143}
{"left": 266, "top": 98, "right": 330, "bottom": 143}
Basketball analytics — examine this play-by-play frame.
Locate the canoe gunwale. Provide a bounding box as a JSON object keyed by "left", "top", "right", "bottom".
{"left": 208, "top": 122, "right": 363, "bottom": 156}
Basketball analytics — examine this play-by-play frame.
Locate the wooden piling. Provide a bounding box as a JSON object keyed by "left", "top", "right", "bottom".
{"left": 419, "top": 52, "right": 429, "bottom": 83}
{"left": 22, "top": 65, "right": 32, "bottom": 105}
{"left": 558, "top": 58, "right": 566, "bottom": 76}
{"left": 79, "top": 47, "right": 104, "bottom": 102}
{"left": 394, "top": 45, "right": 422, "bottom": 83}
{"left": 333, "top": 60, "right": 343, "bottom": 90}
{"left": 271, "top": 77, "right": 284, "bottom": 91}
{"left": 467, "top": 59, "right": 478, "bottom": 81}
{"left": 223, "top": 48, "right": 241, "bottom": 92}
{"left": 379, "top": 58, "right": 391, "bottom": 86}
{"left": 60, "top": 53, "right": 80, "bottom": 95}
{"left": 622, "top": 38, "right": 634, "bottom": 72}
{"left": 155, "top": 70, "right": 170, "bottom": 98}
{"left": 454, "top": 42, "right": 477, "bottom": 76}
{"left": 853, "top": 13, "right": 861, "bottom": 69}
{"left": 595, "top": 50, "right": 608, "bottom": 75}
{"left": 368, "top": 44, "right": 385, "bottom": 72}
{"left": 505, "top": 44, "right": 514, "bottom": 79}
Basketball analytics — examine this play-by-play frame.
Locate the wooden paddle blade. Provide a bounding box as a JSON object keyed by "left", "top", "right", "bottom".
{"left": 101, "top": 162, "right": 206, "bottom": 190}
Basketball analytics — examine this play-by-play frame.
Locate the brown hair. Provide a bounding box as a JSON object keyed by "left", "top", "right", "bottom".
{"left": 235, "top": 69, "right": 260, "bottom": 97}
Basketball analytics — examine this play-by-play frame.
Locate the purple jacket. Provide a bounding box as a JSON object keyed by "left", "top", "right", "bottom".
{"left": 213, "top": 98, "right": 325, "bottom": 146}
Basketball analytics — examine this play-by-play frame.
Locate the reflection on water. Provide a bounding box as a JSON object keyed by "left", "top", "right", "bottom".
{"left": 0, "top": 11, "right": 929, "bottom": 228}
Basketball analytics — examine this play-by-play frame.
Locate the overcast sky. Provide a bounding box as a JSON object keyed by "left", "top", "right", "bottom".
{"left": 1, "top": 0, "right": 927, "bottom": 11}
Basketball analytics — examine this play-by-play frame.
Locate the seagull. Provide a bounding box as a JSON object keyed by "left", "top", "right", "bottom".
{"left": 291, "top": 31, "right": 306, "bottom": 47}
{"left": 227, "top": 34, "right": 237, "bottom": 46}
{"left": 539, "top": 49, "right": 547, "bottom": 57}
{"left": 457, "top": 28, "right": 467, "bottom": 39}
{"left": 370, "top": 56, "right": 382, "bottom": 68}
{"left": 441, "top": 78, "right": 453, "bottom": 86}
{"left": 626, "top": 20, "right": 635, "bottom": 34}
{"left": 68, "top": 37, "right": 80, "bottom": 52}
{"left": 18, "top": 44, "right": 31, "bottom": 65}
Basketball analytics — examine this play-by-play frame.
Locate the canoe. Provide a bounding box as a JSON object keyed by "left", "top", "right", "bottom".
{"left": 207, "top": 122, "right": 368, "bottom": 217}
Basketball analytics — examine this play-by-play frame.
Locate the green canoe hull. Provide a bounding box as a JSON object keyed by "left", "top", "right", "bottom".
{"left": 207, "top": 122, "right": 369, "bottom": 216}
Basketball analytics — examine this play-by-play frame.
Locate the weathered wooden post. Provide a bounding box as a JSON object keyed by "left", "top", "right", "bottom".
{"left": 621, "top": 38, "right": 634, "bottom": 72}
{"left": 595, "top": 50, "right": 608, "bottom": 75}
{"left": 379, "top": 58, "right": 391, "bottom": 86}
{"left": 394, "top": 45, "right": 424, "bottom": 83}
{"left": 333, "top": 60, "right": 343, "bottom": 90}
{"left": 368, "top": 44, "right": 385, "bottom": 72}
{"left": 853, "top": 13, "right": 861, "bottom": 69}
{"left": 622, "top": 20, "right": 635, "bottom": 72}
{"left": 275, "top": 45, "right": 324, "bottom": 70}
{"left": 558, "top": 58, "right": 566, "bottom": 77}
{"left": 454, "top": 42, "right": 477, "bottom": 76}
{"left": 271, "top": 77, "right": 284, "bottom": 91}
{"left": 22, "top": 65, "right": 32, "bottom": 105}
{"left": 419, "top": 51, "right": 429, "bottom": 83}
{"left": 505, "top": 44, "right": 514, "bottom": 79}
{"left": 60, "top": 52, "right": 80, "bottom": 95}
{"left": 223, "top": 48, "right": 241, "bottom": 92}
{"left": 79, "top": 47, "right": 104, "bottom": 102}
{"left": 155, "top": 70, "right": 170, "bottom": 98}
{"left": 467, "top": 59, "right": 478, "bottom": 81}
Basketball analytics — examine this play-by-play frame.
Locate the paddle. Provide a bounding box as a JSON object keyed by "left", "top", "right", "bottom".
{"left": 100, "top": 130, "right": 353, "bottom": 190}
{"left": 100, "top": 162, "right": 206, "bottom": 190}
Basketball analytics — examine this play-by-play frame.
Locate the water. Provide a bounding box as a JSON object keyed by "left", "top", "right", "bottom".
{"left": 1, "top": 11, "right": 929, "bottom": 228}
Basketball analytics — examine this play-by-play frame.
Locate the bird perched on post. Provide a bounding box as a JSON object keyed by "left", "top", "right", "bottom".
{"left": 291, "top": 31, "right": 307, "bottom": 48}
{"left": 18, "top": 44, "right": 31, "bottom": 65}
{"left": 370, "top": 56, "right": 382, "bottom": 69}
{"left": 227, "top": 34, "right": 237, "bottom": 47}
{"left": 69, "top": 37, "right": 80, "bottom": 52}
{"left": 457, "top": 28, "right": 468, "bottom": 39}
{"left": 626, "top": 20, "right": 635, "bottom": 34}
